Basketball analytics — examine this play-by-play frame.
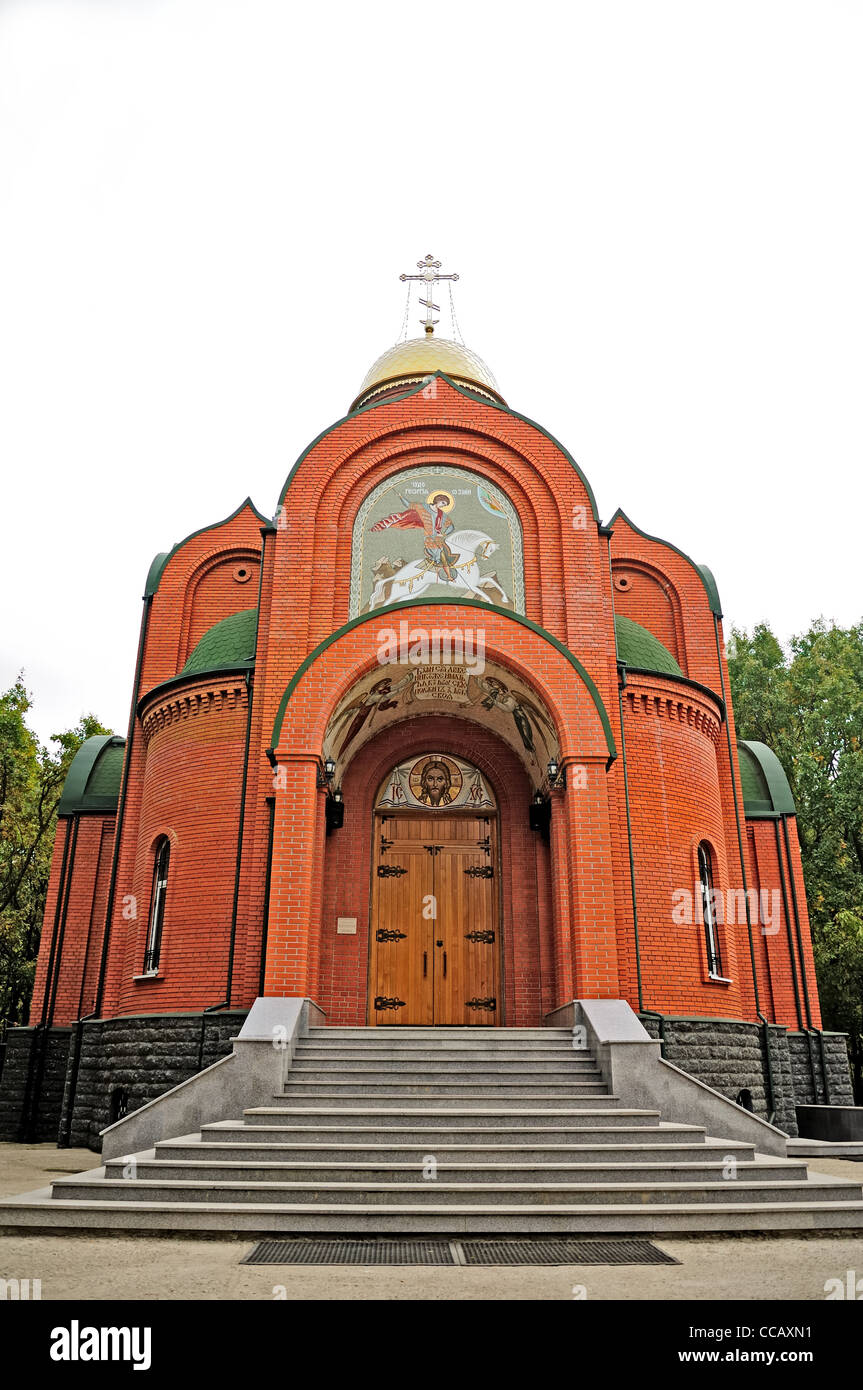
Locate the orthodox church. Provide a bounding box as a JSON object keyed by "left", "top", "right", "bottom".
{"left": 1, "top": 255, "right": 851, "bottom": 1150}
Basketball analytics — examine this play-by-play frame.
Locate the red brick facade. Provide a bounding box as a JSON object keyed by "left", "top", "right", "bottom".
{"left": 31, "top": 372, "right": 822, "bottom": 1035}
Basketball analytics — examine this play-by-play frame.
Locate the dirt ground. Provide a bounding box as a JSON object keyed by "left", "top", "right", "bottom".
{"left": 1, "top": 1142, "right": 862, "bottom": 1300}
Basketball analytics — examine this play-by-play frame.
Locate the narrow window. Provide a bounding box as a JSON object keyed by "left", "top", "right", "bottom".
{"left": 144, "top": 838, "right": 170, "bottom": 973}
{"left": 698, "top": 841, "right": 723, "bottom": 976}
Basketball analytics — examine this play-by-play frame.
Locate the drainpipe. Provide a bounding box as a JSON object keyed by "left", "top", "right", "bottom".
{"left": 62, "top": 591, "right": 153, "bottom": 1142}
{"left": 781, "top": 814, "right": 830, "bottom": 1104}
{"left": 259, "top": 796, "right": 276, "bottom": 995}
{"left": 206, "top": 536, "right": 266, "bottom": 1022}
{"left": 712, "top": 614, "right": 776, "bottom": 1121}
{"left": 93, "top": 594, "right": 153, "bottom": 1018}
{"left": 22, "top": 814, "right": 78, "bottom": 1142}
{"left": 605, "top": 528, "right": 664, "bottom": 1053}
{"left": 773, "top": 819, "right": 805, "bottom": 1033}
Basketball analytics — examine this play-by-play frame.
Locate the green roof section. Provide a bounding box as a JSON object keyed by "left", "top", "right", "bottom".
{"left": 57, "top": 735, "right": 126, "bottom": 816}
{"left": 143, "top": 498, "right": 268, "bottom": 597}
{"left": 615, "top": 614, "right": 684, "bottom": 678}
{"left": 737, "top": 739, "right": 796, "bottom": 817}
{"left": 278, "top": 372, "right": 601, "bottom": 523}
{"left": 607, "top": 508, "right": 723, "bottom": 617}
{"left": 180, "top": 608, "right": 258, "bottom": 677}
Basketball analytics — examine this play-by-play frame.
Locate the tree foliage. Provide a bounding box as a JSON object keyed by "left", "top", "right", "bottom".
{"left": 728, "top": 619, "right": 863, "bottom": 1096}
{"left": 0, "top": 677, "right": 109, "bottom": 1027}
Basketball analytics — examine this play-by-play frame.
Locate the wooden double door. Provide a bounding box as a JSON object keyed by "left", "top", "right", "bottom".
{"left": 369, "top": 813, "right": 500, "bottom": 1025}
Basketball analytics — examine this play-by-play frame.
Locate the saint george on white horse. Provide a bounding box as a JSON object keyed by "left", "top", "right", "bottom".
{"left": 366, "top": 530, "right": 508, "bottom": 610}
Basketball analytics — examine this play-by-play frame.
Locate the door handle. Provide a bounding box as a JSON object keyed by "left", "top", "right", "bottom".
{"left": 443, "top": 951, "right": 447, "bottom": 978}
{"left": 423, "top": 951, "right": 427, "bottom": 978}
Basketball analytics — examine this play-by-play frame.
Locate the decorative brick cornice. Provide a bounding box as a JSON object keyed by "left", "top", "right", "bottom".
{"left": 140, "top": 678, "right": 248, "bottom": 745}
{"left": 622, "top": 675, "right": 721, "bottom": 745}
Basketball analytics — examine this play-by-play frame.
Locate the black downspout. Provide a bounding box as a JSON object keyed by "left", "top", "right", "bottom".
{"left": 92, "top": 594, "right": 153, "bottom": 1019}
{"left": 220, "top": 666, "right": 254, "bottom": 1011}
{"left": 712, "top": 614, "right": 776, "bottom": 1121}
{"left": 617, "top": 674, "right": 645, "bottom": 1016}
{"left": 21, "top": 815, "right": 76, "bottom": 1141}
{"left": 205, "top": 532, "right": 267, "bottom": 1018}
{"left": 773, "top": 818, "right": 805, "bottom": 1033}
{"left": 62, "top": 593, "right": 152, "bottom": 1142}
{"left": 59, "top": 824, "right": 111, "bottom": 1149}
{"left": 781, "top": 813, "right": 830, "bottom": 1104}
{"left": 45, "top": 814, "right": 80, "bottom": 1031}
{"left": 259, "top": 796, "right": 276, "bottom": 996}
{"left": 605, "top": 526, "right": 663, "bottom": 1051}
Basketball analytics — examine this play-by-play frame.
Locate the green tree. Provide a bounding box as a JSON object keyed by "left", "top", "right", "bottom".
{"left": 728, "top": 620, "right": 863, "bottom": 1098}
{"left": 0, "top": 676, "right": 109, "bottom": 1028}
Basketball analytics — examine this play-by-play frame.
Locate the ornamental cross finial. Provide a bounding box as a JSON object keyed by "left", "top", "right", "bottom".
{"left": 399, "top": 253, "right": 459, "bottom": 336}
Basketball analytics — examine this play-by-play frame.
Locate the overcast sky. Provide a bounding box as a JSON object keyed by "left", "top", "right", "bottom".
{"left": 1, "top": 0, "right": 860, "bottom": 747}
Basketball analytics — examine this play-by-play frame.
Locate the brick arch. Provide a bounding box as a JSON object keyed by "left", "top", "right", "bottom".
{"left": 177, "top": 546, "right": 262, "bottom": 670}
{"left": 316, "top": 715, "right": 556, "bottom": 1026}
{"left": 611, "top": 555, "right": 688, "bottom": 672}
{"left": 270, "top": 600, "right": 616, "bottom": 766}
{"left": 270, "top": 380, "right": 603, "bottom": 647}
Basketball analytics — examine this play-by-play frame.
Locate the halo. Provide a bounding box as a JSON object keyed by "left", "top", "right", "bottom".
{"left": 427, "top": 489, "right": 454, "bottom": 513}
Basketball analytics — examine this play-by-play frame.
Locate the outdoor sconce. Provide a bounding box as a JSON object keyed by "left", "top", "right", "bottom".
{"left": 326, "top": 787, "right": 345, "bottom": 833}
{"left": 529, "top": 790, "right": 551, "bottom": 839}
{"left": 547, "top": 757, "right": 566, "bottom": 789}
{"left": 317, "top": 757, "right": 337, "bottom": 789}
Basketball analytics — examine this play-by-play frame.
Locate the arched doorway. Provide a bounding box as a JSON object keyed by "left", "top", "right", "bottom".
{"left": 369, "top": 754, "right": 500, "bottom": 1026}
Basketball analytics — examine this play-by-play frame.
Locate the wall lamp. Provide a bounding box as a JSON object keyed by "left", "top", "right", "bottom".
{"left": 547, "top": 757, "right": 566, "bottom": 790}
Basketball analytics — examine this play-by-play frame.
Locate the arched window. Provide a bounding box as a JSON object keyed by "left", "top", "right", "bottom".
{"left": 144, "top": 838, "right": 170, "bottom": 974}
{"left": 697, "top": 841, "right": 723, "bottom": 977}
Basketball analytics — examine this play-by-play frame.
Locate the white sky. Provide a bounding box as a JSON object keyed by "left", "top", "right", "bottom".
{"left": 1, "top": 0, "right": 860, "bottom": 748}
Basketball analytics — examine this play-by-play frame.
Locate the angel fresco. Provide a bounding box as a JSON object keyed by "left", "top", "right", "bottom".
{"left": 468, "top": 675, "right": 557, "bottom": 760}
{"left": 329, "top": 672, "right": 415, "bottom": 759}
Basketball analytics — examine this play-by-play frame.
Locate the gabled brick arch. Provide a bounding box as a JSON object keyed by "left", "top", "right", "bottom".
{"left": 264, "top": 601, "right": 621, "bottom": 1007}
{"left": 270, "top": 600, "right": 616, "bottom": 764}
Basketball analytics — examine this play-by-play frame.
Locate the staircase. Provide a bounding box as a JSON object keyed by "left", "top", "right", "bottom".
{"left": 4, "top": 1027, "right": 863, "bottom": 1235}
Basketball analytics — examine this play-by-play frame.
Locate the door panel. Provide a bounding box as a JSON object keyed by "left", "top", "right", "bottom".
{"left": 369, "top": 816, "right": 435, "bottom": 1026}
{"left": 370, "top": 813, "right": 499, "bottom": 1025}
{"left": 434, "top": 819, "right": 498, "bottom": 1025}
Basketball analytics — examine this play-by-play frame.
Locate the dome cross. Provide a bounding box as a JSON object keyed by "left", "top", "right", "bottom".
{"left": 399, "top": 253, "right": 459, "bottom": 336}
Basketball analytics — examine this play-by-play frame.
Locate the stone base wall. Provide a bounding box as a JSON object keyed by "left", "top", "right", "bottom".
{"left": 787, "top": 1031, "right": 855, "bottom": 1107}
{"left": 0, "top": 1012, "right": 247, "bottom": 1151}
{"left": 0, "top": 1026, "right": 73, "bottom": 1142}
{"left": 60, "top": 1010, "right": 248, "bottom": 1150}
{"left": 639, "top": 1014, "right": 855, "bottom": 1137}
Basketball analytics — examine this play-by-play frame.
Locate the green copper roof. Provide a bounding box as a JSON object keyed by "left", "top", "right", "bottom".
{"left": 180, "top": 608, "right": 258, "bottom": 677}
{"left": 737, "top": 739, "right": 796, "bottom": 817}
{"left": 615, "top": 614, "right": 684, "bottom": 678}
{"left": 57, "top": 735, "right": 126, "bottom": 815}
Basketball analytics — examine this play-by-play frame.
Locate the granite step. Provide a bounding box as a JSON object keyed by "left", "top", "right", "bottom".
{"left": 158, "top": 1136, "right": 752, "bottom": 1164}
{"left": 7, "top": 1198, "right": 863, "bottom": 1236}
{"left": 125, "top": 1157, "right": 811, "bottom": 1185}
{"left": 276, "top": 1073, "right": 605, "bottom": 1095}
{"left": 289, "top": 1059, "right": 602, "bottom": 1074}
{"left": 243, "top": 1105, "right": 659, "bottom": 1127}
{"left": 53, "top": 1176, "right": 860, "bottom": 1208}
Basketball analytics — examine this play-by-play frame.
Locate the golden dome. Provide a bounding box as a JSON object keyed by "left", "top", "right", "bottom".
{"left": 352, "top": 336, "right": 503, "bottom": 411}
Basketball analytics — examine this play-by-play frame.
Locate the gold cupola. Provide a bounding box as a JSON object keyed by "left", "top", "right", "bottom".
{"left": 350, "top": 254, "right": 505, "bottom": 411}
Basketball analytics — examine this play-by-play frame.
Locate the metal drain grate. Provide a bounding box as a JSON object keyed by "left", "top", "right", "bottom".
{"left": 242, "top": 1239, "right": 455, "bottom": 1266}
{"left": 460, "top": 1239, "right": 678, "bottom": 1266}
{"left": 241, "top": 1237, "right": 678, "bottom": 1267}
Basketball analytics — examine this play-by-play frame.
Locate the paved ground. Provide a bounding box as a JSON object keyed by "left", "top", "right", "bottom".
{"left": 1, "top": 1143, "right": 862, "bottom": 1300}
